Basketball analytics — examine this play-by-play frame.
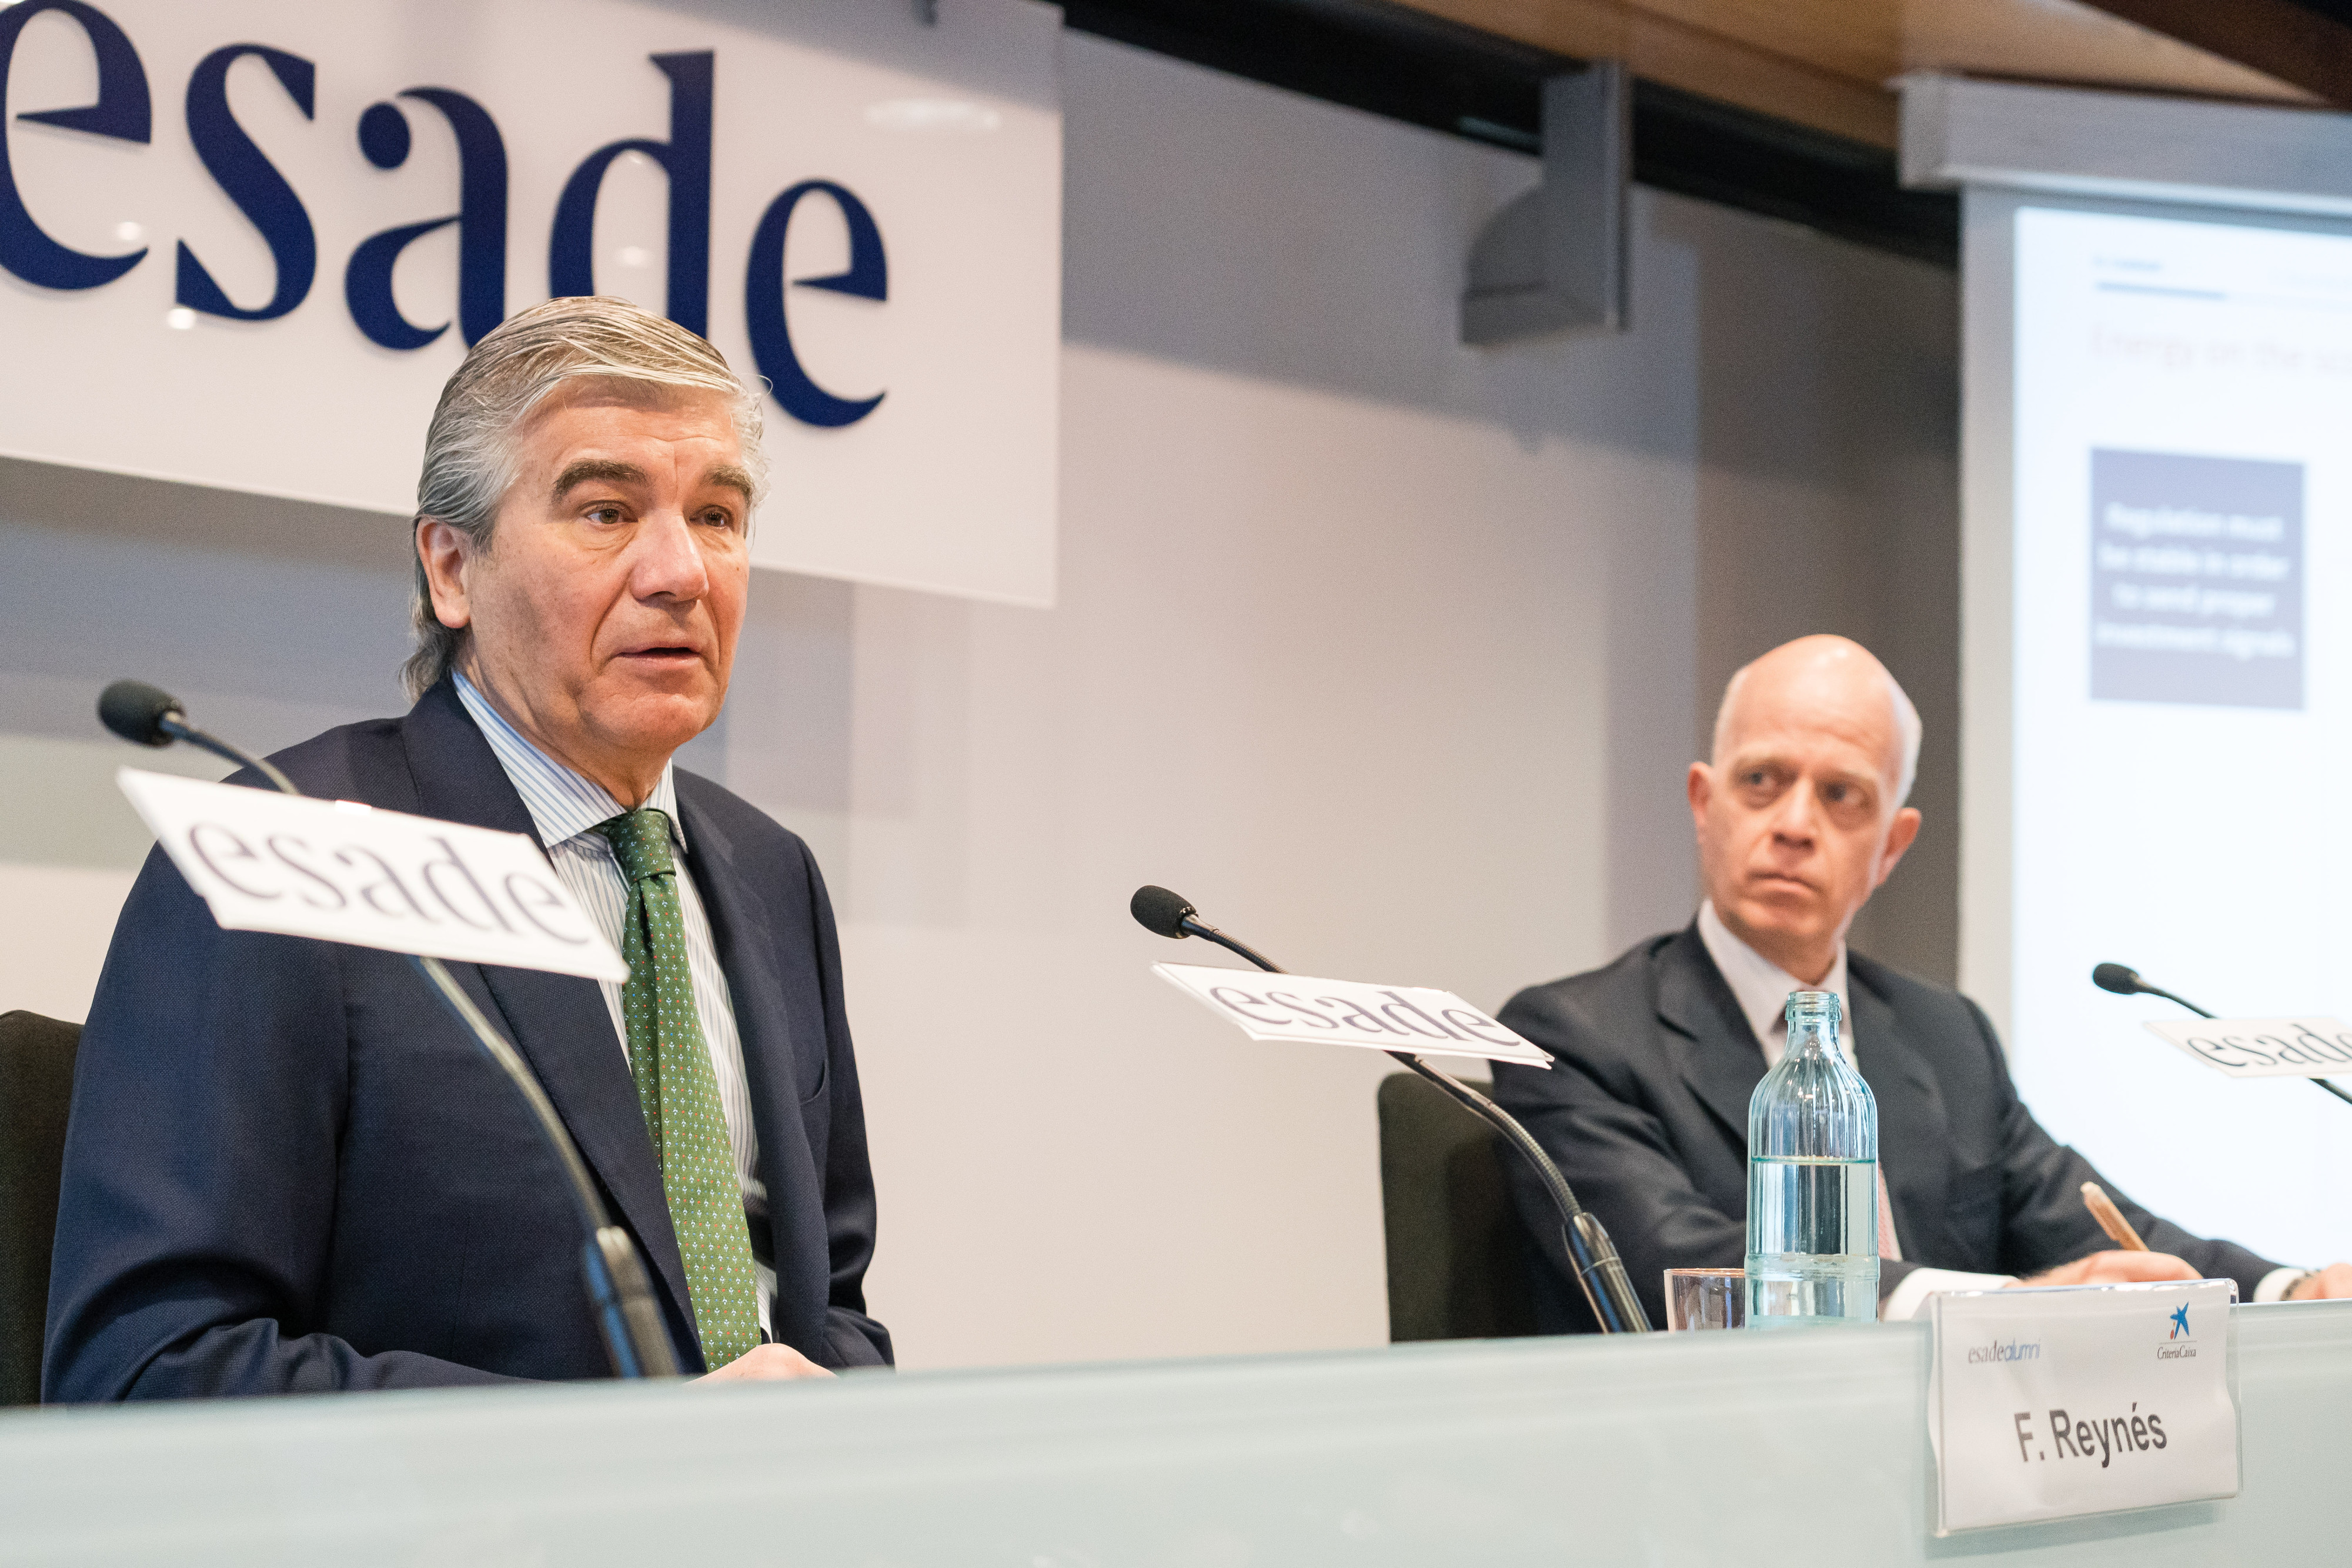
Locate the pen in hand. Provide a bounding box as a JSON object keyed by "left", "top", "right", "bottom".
{"left": 2081, "top": 1181, "right": 2149, "bottom": 1251}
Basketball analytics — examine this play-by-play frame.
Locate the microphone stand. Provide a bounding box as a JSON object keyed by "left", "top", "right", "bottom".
{"left": 129, "top": 706, "right": 679, "bottom": 1378}
{"left": 1175, "top": 916, "right": 1652, "bottom": 1335}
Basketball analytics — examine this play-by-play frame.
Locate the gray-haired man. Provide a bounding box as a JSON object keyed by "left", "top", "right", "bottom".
{"left": 46, "top": 297, "right": 887, "bottom": 1398}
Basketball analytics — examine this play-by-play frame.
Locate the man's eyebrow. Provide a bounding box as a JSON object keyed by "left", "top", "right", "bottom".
{"left": 700, "top": 463, "right": 755, "bottom": 503}
{"left": 551, "top": 459, "right": 646, "bottom": 503}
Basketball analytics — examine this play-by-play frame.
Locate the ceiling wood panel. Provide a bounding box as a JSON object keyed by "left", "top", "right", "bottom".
{"left": 1395, "top": 0, "right": 1902, "bottom": 143}
{"left": 2079, "top": 0, "right": 2352, "bottom": 104}
{"left": 1388, "top": 0, "right": 2320, "bottom": 148}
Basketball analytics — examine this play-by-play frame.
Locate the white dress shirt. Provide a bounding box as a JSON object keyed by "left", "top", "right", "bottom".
{"left": 1701, "top": 903, "right": 2010, "bottom": 1319}
{"left": 456, "top": 674, "right": 774, "bottom": 1333}
{"left": 1696, "top": 900, "right": 1858, "bottom": 1074}
{"left": 1695, "top": 902, "right": 2306, "bottom": 1317}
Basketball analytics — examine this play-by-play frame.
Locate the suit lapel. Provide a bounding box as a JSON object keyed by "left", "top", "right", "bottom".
{"left": 1847, "top": 963, "right": 1949, "bottom": 1257}
{"left": 1656, "top": 924, "right": 1951, "bottom": 1258}
{"left": 396, "top": 680, "right": 695, "bottom": 1353}
{"left": 675, "top": 783, "right": 831, "bottom": 1358}
{"left": 1656, "top": 925, "right": 1768, "bottom": 1145}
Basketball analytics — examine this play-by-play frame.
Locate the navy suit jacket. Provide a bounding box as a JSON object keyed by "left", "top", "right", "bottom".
{"left": 1491, "top": 925, "right": 2281, "bottom": 1334}
{"left": 44, "top": 678, "right": 890, "bottom": 1399}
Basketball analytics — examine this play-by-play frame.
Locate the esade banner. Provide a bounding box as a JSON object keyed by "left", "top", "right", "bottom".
{"left": 0, "top": 0, "right": 1060, "bottom": 605}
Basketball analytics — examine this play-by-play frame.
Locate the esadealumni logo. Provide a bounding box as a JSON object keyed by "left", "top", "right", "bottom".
{"left": 1966, "top": 1335, "right": 2042, "bottom": 1365}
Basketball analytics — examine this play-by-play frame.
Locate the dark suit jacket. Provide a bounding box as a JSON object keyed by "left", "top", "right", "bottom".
{"left": 1491, "top": 924, "right": 2280, "bottom": 1334}
{"left": 43, "top": 678, "right": 890, "bottom": 1399}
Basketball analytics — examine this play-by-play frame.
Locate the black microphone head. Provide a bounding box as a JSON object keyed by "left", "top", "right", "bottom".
{"left": 98, "top": 680, "right": 184, "bottom": 748}
{"left": 1130, "top": 885, "right": 1197, "bottom": 940}
{"left": 2092, "top": 962, "right": 2146, "bottom": 997}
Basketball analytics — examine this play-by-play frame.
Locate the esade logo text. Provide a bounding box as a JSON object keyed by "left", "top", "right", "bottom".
{"left": 0, "top": 0, "right": 884, "bottom": 427}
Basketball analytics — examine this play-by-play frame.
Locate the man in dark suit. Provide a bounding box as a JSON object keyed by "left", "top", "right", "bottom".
{"left": 45, "top": 297, "right": 888, "bottom": 1397}
{"left": 1492, "top": 634, "right": 2352, "bottom": 1333}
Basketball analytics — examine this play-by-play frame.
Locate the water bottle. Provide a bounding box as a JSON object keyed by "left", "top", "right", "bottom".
{"left": 1745, "top": 989, "right": 1879, "bottom": 1326}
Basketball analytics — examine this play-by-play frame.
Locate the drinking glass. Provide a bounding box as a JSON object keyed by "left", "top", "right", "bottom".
{"left": 1665, "top": 1267, "right": 1745, "bottom": 1330}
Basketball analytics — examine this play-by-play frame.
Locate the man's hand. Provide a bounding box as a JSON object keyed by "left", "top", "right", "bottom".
{"left": 2009, "top": 1251, "right": 2200, "bottom": 1288}
{"left": 693, "top": 1343, "right": 836, "bottom": 1384}
{"left": 2286, "top": 1263, "right": 2352, "bottom": 1300}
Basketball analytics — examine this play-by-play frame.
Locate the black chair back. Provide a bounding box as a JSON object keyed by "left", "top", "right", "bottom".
{"left": 1, "top": 1011, "right": 81, "bottom": 1406}
{"left": 1375, "top": 1071, "right": 1536, "bottom": 1342}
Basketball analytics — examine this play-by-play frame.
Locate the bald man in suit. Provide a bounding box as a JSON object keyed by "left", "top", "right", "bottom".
{"left": 1491, "top": 635, "right": 2352, "bottom": 1333}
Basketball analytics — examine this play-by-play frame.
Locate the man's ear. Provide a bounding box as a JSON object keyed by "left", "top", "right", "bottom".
{"left": 1687, "top": 761, "right": 1714, "bottom": 837}
{"left": 416, "top": 519, "right": 475, "bottom": 632}
{"left": 1873, "top": 805, "right": 1923, "bottom": 888}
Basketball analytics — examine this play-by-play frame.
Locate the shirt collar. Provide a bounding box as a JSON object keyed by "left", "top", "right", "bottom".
{"left": 453, "top": 671, "right": 684, "bottom": 853}
{"left": 1695, "top": 900, "right": 1853, "bottom": 1064}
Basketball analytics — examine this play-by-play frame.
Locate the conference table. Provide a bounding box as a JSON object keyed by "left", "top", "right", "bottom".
{"left": 4, "top": 1302, "right": 2346, "bottom": 1564}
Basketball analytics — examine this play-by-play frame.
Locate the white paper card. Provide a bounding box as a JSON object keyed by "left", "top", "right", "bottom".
{"left": 1151, "top": 963, "right": 1551, "bottom": 1066}
{"left": 1928, "top": 1279, "right": 2239, "bottom": 1534}
{"left": 118, "top": 770, "right": 627, "bottom": 982}
{"left": 2143, "top": 1017, "right": 2352, "bottom": 1079}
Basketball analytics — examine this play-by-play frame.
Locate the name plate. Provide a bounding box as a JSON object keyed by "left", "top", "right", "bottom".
{"left": 1927, "top": 1279, "right": 2239, "bottom": 1535}
{"left": 2143, "top": 1017, "right": 2352, "bottom": 1079}
{"left": 119, "top": 770, "right": 627, "bottom": 982}
{"left": 1152, "top": 964, "right": 1551, "bottom": 1066}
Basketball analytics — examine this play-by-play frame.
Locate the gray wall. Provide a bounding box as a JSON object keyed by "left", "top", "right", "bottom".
{"left": 0, "top": 30, "right": 1957, "bottom": 1369}
{"left": 1664, "top": 202, "right": 1962, "bottom": 984}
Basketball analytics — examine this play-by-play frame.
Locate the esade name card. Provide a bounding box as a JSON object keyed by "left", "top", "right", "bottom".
{"left": 1927, "top": 1279, "right": 2238, "bottom": 1534}
{"left": 119, "top": 769, "right": 626, "bottom": 981}
{"left": 1152, "top": 963, "right": 1551, "bottom": 1066}
{"left": 2143, "top": 1017, "right": 2352, "bottom": 1079}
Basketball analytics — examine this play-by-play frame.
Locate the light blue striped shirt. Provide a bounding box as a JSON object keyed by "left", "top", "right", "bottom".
{"left": 454, "top": 673, "right": 771, "bottom": 1332}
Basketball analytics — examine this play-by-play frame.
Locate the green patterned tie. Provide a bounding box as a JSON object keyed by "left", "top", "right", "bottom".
{"left": 594, "top": 808, "right": 761, "bottom": 1370}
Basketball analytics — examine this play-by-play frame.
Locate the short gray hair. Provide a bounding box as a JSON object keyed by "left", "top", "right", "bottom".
{"left": 403, "top": 296, "right": 769, "bottom": 700}
{"left": 1712, "top": 644, "right": 1923, "bottom": 808}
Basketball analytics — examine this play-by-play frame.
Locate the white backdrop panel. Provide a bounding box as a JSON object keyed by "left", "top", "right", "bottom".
{"left": 0, "top": 0, "right": 1059, "bottom": 603}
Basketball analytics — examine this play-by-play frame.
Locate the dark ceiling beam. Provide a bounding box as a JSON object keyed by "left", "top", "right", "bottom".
{"left": 2080, "top": 0, "right": 2352, "bottom": 104}
{"left": 1060, "top": 0, "right": 1956, "bottom": 268}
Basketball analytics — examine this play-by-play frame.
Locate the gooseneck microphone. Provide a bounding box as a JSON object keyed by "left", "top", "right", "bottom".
{"left": 1130, "top": 885, "right": 1284, "bottom": 971}
{"left": 98, "top": 679, "right": 679, "bottom": 1378}
{"left": 100, "top": 680, "right": 296, "bottom": 794}
{"left": 2093, "top": 959, "right": 2352, "bottom": 1108}
{"left": 1131, "top": 885, "right": 1653, "bottom": 1334}
{"left": 2091, "top": 961, "right": 2213, "bottom": 1020}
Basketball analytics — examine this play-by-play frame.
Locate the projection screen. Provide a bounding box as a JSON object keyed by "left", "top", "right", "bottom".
{"left": 1962, "top": 181, "right": 2352, "bottom": 1268}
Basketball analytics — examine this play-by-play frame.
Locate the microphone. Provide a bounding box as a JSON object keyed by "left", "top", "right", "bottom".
{"left": 1129, "top": 884, "right": 1194, "bottom": 939}
{"left": 2090, "top": 961, "right": 2212, "bottom": 1019}
{"left": 1132, "top": 885, "right": 1652, "bottom": 1334}
{"left": 2092, "top": 960, "right": 2352, "bottom": 1108}
{"left": 2090, "top": 962, "right": 2141, "bottom": 998}
{"left": 1130, "top": 884, "right": 1283, "bottom": 972}
{"left": 97, "top": 680, "right": 182, "bottom": 747}
{"left": 99, "top": 679, "right": 297, "bottom": 794}
{"left": 98, "top": 680, "right": 679, "bottom": 1378}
